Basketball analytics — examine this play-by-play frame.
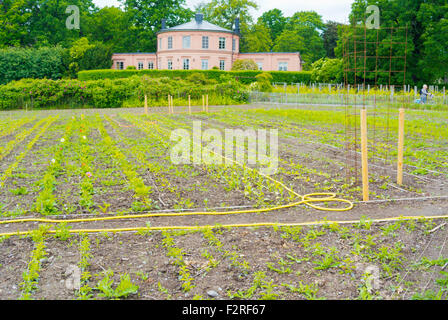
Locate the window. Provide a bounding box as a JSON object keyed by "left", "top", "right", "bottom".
{"left": 257, "top": 62, "right": 263, "bottom": 70}
{"left": 168, "top": 59, "right": 173, "bottom": 70}
{"left": 202, "top": 36, "right": 209, "bottom": 49}
{"left": 232, "top": 38, "right": 236, "bottom": 51}
{"left": 183, "top": 58, "right": 190, "bottom": 70}
{"left": 168, "top": 36, "right": 173, "bottom": 49}
{"left": 138, "top": 62, "right": 143, "bottom": 70}
{"left": 219, "top": 60, "right": 225, "bottom": 70}
{"left": 116, "top": 61, "right": 124, "bottom": 70}
{"left": 201, "top": 59, "right": 208, "bottom": 70}
{"left": 219, "top": 37, "right": 226, "bottom": 49}
{"left": 278, "top": 62, "right": 288, "bottom": 71}
{"left": 148, "top": 61, "right": 154, "bottom": 70}
{"left": 159, "top": 38, "right": 162, "bottom": 50}
{"left": 183, "top": 36, "right": 191, "bottom": 49}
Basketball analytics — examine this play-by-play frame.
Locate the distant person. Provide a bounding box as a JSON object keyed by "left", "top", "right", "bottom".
{"left": 420, "top": 85, "right": 433, "bottom": 104}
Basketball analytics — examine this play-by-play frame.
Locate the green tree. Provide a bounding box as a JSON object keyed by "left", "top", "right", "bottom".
{"left": 258, "top": 9, "right": 287, "bottom": 42}
{"left": 245, "top": 22, "right": 273, "bottom": 52}
{"left": 323, "top": 21, "right": 341, "bottom": 58}
{"left": 197, "top": 0, "right": 257, "bottom": 52}
{"left": 119, "top": 0, "right": 194, "bottom": 52}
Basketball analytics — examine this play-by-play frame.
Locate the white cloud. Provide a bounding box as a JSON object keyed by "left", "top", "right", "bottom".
{"left": 92, "top": 0, "right": 354, "bottom": 23}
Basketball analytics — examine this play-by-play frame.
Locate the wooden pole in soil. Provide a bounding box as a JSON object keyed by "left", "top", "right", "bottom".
{"left": 360, "top": 108, "right": 369, "bottom": 201}
{"left": 144, "top": 95, "right": 148, "bottom": 115}
{"left": 188, "top": 95, "right": 191, "bottom": 114}
{"left": 397, "top": 108, "right": 405, "bottom": 185}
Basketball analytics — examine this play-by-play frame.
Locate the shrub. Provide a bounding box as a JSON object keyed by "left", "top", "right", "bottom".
{"left": 231, "top": 59, "right": 259, "bottom": 71}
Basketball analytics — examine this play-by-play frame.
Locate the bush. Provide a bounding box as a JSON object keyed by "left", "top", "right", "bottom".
{"left": 231, "top": 59, "right": 259, "bottom": 71}
{"left": 255, "top": 73, "right": 273, "bottom": 92}
{"left": 311, "top": 58, "right": 344, "bottom": 83}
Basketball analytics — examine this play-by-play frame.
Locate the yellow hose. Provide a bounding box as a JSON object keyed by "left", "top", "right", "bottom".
{"left": 0, "top": 114, "right": 356, "bottom": 237}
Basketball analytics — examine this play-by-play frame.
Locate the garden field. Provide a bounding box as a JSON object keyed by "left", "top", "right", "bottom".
{"left": 0, "top": 105, "right": 447, "bottom": 300}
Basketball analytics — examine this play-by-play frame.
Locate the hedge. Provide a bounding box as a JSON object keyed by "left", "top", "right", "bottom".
{"left": 78, "top": 69, "right": 312, "bottom": 84}
{"left": 0, "top": 47, "right": 67, "bottom": 85}
{"left": 0, "top": 75, "right": 249, "bottom": 110}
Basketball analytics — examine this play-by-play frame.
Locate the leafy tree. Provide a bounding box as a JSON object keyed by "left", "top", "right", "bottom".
{"left": 197, "top": 0, "right": 257, "bottom": 52}
{"left": 323, "top": 21, "right": 341, "bottom": 58}
{"left": 244, "top": 22, "right": 273, "bottom": 52}
{"left": 231, "top": 59, "right": 258, "bottom": 70}
{"left": 258, "top": 9, "right": 287, "bottom": 42}
{"left": 337, "top": 0, "right": 448, "bottom": 85}
{"left": 119, "top": 0, "right": 194, "bottom": 52}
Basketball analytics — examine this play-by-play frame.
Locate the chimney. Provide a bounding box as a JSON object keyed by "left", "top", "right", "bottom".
{"left": 195, "top": 13, "right": 203, "bottom": 24}
{"left": 234, "top": 18, "right": 240, "bottom": 34}
{"left": 161, "top": 19, "right": 166, "bottom": 29}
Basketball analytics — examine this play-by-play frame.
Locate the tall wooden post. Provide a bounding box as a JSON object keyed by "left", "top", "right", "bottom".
{"left": 397, "top": 108, "right": 405, "bottom": 185}
{"left": 188, "top": 95, "right": 191, "bottom": 114}
{"left": 360, "top": 109, "right": 369, "bottom": 201}
{"left": 170, "top": 95, "right": 174, "bottom": 113}
{"left": 144, "top": 95, "right": 148, "bottom": 115}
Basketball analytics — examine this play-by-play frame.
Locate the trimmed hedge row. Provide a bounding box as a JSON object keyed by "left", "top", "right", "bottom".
{"left": 78, "top": 69, "right": 312, "bottom": 84}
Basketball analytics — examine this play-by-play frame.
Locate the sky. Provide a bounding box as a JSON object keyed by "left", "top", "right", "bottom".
{"left": 92, "top": 0, "right": 355, "bottom": 23}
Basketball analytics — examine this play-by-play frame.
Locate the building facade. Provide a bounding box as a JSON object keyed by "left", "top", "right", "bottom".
{"left": 111, "top": 14, "right": 303, "bottom": 72}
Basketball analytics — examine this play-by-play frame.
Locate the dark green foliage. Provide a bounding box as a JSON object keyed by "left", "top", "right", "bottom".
{"left": 0, "top": 47, "right": 66, "bottom": 85}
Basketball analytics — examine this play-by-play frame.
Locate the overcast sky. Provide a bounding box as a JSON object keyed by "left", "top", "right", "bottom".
{"left": 93, "top": 0, "right": 354, "bottom": 23}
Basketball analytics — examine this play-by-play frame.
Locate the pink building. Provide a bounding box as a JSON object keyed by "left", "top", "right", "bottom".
{"left": 112, "top": 14, "right": 303, "bottom": 72}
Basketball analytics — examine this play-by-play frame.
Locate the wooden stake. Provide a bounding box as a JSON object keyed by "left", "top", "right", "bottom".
{"left": 360, "top": 109, "right": 369, "bottom": 201}
{"left": 188, "top": 95, "right": 191, "bottom": 114}
{"left": 397, "top": 108, "right": 405, "bottom": 185}
{"left": 144, "top": 95, "right": 148, "bottom": 115}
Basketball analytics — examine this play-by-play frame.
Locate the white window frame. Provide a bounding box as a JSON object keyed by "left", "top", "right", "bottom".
{"left": 116, "top": 61, "right": 124, "bottom": 70}
{"left": 219, "top": 37, "right": 226, "bottom": 50}
{"left": 257, "top": 62, "right": 263, "bottom": 70}
{"left": 201, "top": 59, "right": 208, "bottom": 70}
{"left": 232, "top": 38, "right": 236, "bottom": 51}
{"left": 168, "top": 36, "right": 173, "bottom": 49}
{"left": 168, "top": 59, "right": 173, "bottom": 70}
{"left": 278, "top": 62, "right": 288, "bottom": 71}
{"left": 159, "top": 38, "right": 162, "bottom": 50}
{"left": 202, "top": 36, "right": 209, "bottom": 49}
{"left": 219, "top": 60, "right": 225, "bottom": 70}
{"left": 138, "top": 62, "right": 143, "bottom": 70}
{"left": 183, "top": 36, "right": 191, "bottom": 49}
{"left": 183, "top": 58, "right": 190, "bottom": 70}
{"left": 148, "top": 61, "right": 154, "bottom": 70}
